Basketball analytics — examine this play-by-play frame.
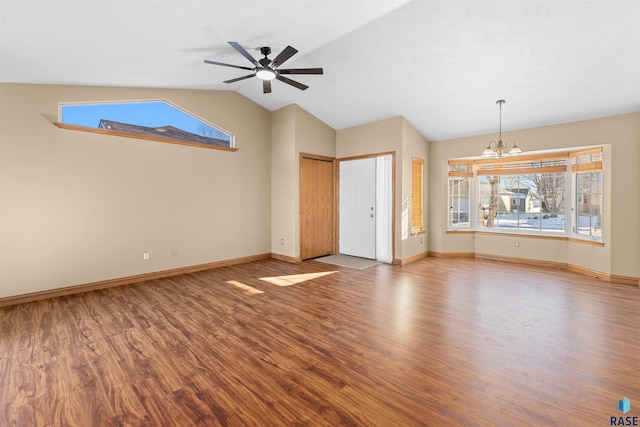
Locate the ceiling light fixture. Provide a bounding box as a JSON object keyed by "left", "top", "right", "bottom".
{"left": 255, "top": 67, "right": 276, "bottom": 80}
{"left": 482, "top": 100, "right": 523, "bottom": 158}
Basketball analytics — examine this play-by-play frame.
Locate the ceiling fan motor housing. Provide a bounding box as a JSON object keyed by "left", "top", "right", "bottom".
{"left": 259, "top": 57, "right": 272, "bottom": 67}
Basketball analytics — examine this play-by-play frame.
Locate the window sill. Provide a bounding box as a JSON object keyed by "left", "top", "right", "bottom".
{"left": 475, "top": 230, "right": 567, "bottom": 240}
{"left": 446, "top": 229, "right": 605, "bottom": 246}
{"left": 55, "top": 122, "right": 238, "bottom": 152}
{"left": 568, "top": 237, "right": 605, "bottom": 247}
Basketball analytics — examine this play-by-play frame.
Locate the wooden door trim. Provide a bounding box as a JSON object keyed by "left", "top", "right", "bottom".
{"left": 337, "top": 151, "right": 396, "bottom": 163}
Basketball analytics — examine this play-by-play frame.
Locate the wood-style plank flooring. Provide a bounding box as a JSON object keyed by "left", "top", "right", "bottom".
{"left": 1, "top": 257, "right": 639, "bottom": 426}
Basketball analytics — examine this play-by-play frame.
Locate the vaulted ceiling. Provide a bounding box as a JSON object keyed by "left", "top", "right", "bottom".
{"left": 1, "top": 0, "right": 638, "bottom": 141}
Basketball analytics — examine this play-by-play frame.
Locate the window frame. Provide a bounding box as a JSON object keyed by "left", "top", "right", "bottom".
{"left": 571, "top": 148, "right": 603, "bottom": 241}
{"left": 55, "top": 99, "right": 237, "bottom": 152}
{"left": 447, "top": 160, "right": 473, "bottom": 230}
{"left": 447, "top": 147, "right": 604, "bottom": 244}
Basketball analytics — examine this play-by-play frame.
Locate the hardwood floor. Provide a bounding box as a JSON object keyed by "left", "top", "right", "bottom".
{"left": 1, "top": 258, "right": 638, "bottom": 426}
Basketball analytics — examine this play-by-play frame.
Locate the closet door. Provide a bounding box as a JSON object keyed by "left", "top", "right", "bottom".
{"left": 300, "top": 156, "right": 335, "bottom": 260}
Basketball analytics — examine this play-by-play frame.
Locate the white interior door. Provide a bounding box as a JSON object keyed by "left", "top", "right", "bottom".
{"left": 339, "top": 158, "right": 376, "bottom": 259}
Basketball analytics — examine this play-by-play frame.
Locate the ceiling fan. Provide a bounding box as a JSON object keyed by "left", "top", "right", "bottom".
{"left": 204, "top": 41, "right": 323, "bottom": 93}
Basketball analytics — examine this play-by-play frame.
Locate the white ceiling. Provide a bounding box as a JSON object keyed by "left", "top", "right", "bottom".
{"left": 1, "top": 0, "right": 639, "bottom": 141}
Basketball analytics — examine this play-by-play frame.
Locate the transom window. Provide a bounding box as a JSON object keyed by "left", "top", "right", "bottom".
{"left": 57, "top": 100, "right": 235, "bottom": 151}
{"left": 447, "top": 147, "right": 604, "bottom": 242}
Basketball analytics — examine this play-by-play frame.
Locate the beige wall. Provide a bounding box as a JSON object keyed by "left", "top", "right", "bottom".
{"left": 0, "top": 83, "right": 272, "bottom": 298}
{"left": 429, "top": 113, "right": 640, "bottom": 280}
{"left": 2, "top": 83, "right": 636, "bottom": 299}
{"left": 293, "top": 106, "right": 337, "bottom": 258}
{"left": 337, "top": 117, "right": 403, "bottom": 260}
{"left": 401, "top": 118, "right": 430, "bottom": 259}
{"left": 271, "top": 106, "right": 297, "bottom": 258}
{"left": 336, "top": 116, "right": 429, "bottom": 262}
{"left": 337, "top": 116, "right": 403, "bottom": 159}
{"left": 271, "top": 104, "right": 336, "bottom": 259}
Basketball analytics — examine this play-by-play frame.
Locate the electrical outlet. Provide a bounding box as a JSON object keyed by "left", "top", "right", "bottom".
{"left": 143, "top": 252, "right": 150, "bottom": 260}
{"left": 514, "top": 241, "right": 520, "bottom": 247}
{"left": 172, "top": 248, "right": 178, "bottom": 256}
{"left": 280, "top": 238, "right": 284, "bottom": 245}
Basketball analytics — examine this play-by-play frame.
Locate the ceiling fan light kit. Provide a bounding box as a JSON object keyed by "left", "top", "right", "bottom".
{"left": 255, "top": 69, "right": 276, "bottom": 80}
{"left": 204, "top": 41, "right": 323, "bottom": 93}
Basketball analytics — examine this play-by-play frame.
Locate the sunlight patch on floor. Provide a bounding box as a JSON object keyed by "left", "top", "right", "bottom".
{"left": 226, "top": 280, "right": 264, "bottom": 294}
{"left": 259, "top": 271, "right": 337, "bottom": 287}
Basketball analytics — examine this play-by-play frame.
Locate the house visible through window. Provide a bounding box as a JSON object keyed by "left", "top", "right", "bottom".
{"left": 57, "top": 100, "right": 234, "bottom": 150}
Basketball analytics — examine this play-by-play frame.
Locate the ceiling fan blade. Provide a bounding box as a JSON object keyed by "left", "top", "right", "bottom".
{"left": 263, "top": 80, "right": 272, "bottom": 94}
{"left": 224, "top": 74, "right": 255, "bottom": 84}
{"left": 204, "top": 59, "right": 254, "bottom": 71}
{"left": 271, "top": 46, "right": 298, "bottom": 68}
{"left": 276, "top": 75, "right": 308, "bottom": 91}
{"left": 278, "top": 68, "right": 324, "bottom": 75}
{"left": 228, "top": 41, "right": 259, "bottom": 67}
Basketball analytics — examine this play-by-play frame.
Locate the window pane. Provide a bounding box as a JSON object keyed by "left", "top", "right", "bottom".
{"left": 479, "top": 173, "right": 565, "bottom": 232}
{"left": 527, "top": 173, "right": 565, "bottom": 232}
{"left": 479, "top": 175, "right": 501, "bottom": 229}
{"left": 575, "top": 171, "right": 602, "bottom": 239}
{"left": 59, "top": 100, "right": 234, "bottom": 148}
{"left": 448, "top": 177, "right": 470, "bottom": 228}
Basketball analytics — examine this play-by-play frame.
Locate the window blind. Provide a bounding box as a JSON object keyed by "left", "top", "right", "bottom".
{"left": 476, "top": 156, "right": 568, "bottom": 176}
{"left": 411, "top": 157, "right": 424, "bottom": 230}
{"left": 447, "top": 160, "right": 474, "bottom": 177}
{"left": 570, "top": 147, "right": 603, "bottom": 172}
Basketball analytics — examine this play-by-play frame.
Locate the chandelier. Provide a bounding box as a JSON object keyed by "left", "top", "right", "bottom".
{"left": 482, "top": 100, "right": 523, "bottom": 158}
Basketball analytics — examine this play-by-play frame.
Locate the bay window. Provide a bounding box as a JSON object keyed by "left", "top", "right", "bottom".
{"left": 447, "top": 147, "right": 603, "bottom": 241}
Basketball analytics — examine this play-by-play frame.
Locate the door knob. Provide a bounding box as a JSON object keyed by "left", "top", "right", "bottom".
{"left": 370, "top": 213, "right": 374, "bottom": 217}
